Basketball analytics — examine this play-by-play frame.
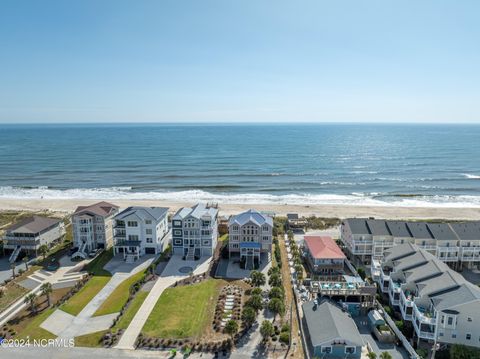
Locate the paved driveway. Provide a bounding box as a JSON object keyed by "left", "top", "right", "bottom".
{"left": 354, "top": 316, "right": 409, "bottom": 359}
{"left": 0, "top": 256, "right": 28, "bottom": 283}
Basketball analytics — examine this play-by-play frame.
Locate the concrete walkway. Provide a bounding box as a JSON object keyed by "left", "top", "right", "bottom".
{"left": 41, "top": 255, "right": 155, "bottom": 339}
{"left": 115, "top": 255, "right": 211, "bottom": 349}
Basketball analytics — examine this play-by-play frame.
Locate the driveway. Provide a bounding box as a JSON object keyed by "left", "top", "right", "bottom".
{"left": 354, "top": 316, "right": 409, "bottom": 359}
{"left": 0, "top": 256, "right": 28, "bottom": 283}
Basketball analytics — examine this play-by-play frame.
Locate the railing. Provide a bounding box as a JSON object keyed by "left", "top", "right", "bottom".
{"left": 437, "top": 246, "right": 459, "bottom": 252}
{"left": 3, "top": 238, "right": 40, "bottom": 247}
{"left": 413, "top": 304, "right": 436, "bottom": 324}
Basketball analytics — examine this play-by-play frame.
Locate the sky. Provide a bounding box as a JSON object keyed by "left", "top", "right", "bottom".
{"left": 0, "top": 1, "right": 479, "bottom": 124}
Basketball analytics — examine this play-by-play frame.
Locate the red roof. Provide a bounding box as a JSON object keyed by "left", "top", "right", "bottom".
{"left": 304, "top": 236, "right": 346, "bottom": 260}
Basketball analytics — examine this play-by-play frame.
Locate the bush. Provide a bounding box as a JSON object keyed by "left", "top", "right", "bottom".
{"left": 279, "top": 331, "right": 290, "bottom": 345}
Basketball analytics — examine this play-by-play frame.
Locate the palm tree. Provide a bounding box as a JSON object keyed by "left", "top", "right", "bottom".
{"left": 379, "top": 352, "right": 393, "bottom": 359}
{"left": 367, "top": 352, "right": 377, "bottom": 359}
{"left": 268, "top": 298, "right": 286, "bottom": 320}
{"left": 40, "top": 282, "right": 53, "bottom": 306}
{"left": 250, "top": 270, "right": 266, "bottom": 287}
{"left": 23, "top": 256, "right": 29, "bottom": 271}
{"left": 260, "top": 320, "right": 274, "bottom": 343}
{"left": 24, "top": 293, "right": 38, "bottom": 314}
{"left": 224, "top": 319, "right": 238, "bottom": 339}
{"left": 38, "top": 244, "right": 49, "bottom": 261}
{"left": 241, "top": 306, "right": 257, "bottom": 328}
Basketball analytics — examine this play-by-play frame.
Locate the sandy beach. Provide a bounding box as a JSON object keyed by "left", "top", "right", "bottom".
{"left": 0, "top": 198, "right": 479, "bottom": 220}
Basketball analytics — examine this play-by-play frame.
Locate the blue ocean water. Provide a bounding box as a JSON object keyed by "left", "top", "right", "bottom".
{"left": 1, "top": 123, "right": 480, "bottom": 207}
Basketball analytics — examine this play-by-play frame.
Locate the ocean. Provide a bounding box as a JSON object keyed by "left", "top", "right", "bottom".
{"left": 1, "top": 123, "right": 480, "bottom": 208}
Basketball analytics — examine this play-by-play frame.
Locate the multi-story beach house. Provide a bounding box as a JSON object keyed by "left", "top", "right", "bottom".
{"left": 171, "top": 203, "right": 218, "bottom": 260}
{"left": 303, "top": 235, "right": 346, "bottom": 274}
{"left": 72, "top": 201, "right": 119, "bottom": 259}
{"left": 3, "top": 216, "right": 65, "bottom": 263}
{"left": 341, "top": 218, "right": 480, "bottom": 271}
{"left": 112, "top": 206, "right": 169, "bottom": 262}
{"left": 374, "top": 243, "right": 480, "bottom": 349}
{"left": 228, "top": 209, "right": 273, "bottom": 269}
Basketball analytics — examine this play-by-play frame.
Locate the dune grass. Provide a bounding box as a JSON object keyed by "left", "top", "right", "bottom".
{"left": 142, "top": 279, "right": 220, "bottom": 339}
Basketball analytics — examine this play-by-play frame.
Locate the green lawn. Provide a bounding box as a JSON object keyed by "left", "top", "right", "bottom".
{"left": 15, "top": 307, "right": 56, "bottom": 340}
{"left": 75, "top": 290, "right": 149, "bottom": 347}
{"left": 74, "top": 330, "right": 106, "bottom": 347}
{"left": 93, "top": 270, "right": 145, "bottom": 316}
{"left": 59, "top": 276, "right": 111, "bottom": 316}
{"left": 142, "top": 279, "right": 220, "bottom": 339}
{"left": 59, "top": 249, "right": 113, "bottom": 316}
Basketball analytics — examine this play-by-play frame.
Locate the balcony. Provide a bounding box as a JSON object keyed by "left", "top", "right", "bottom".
{"left": 3, "top": 237, "right": 40, "bottom": 249}
{"left": 414, "top": 304, "right": 436, "bottom": 325}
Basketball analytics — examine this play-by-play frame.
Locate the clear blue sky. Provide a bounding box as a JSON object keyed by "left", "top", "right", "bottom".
{"left": 1, "top": 0, "right": 479, "bottom": 123}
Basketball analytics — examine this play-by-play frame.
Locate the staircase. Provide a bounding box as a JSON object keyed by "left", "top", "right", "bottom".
{"left": 245, "top": 255, "right": 254, "bottom": 270}
{"left": 125, "top": 254, "right": 136, "bottom": 263}
{"left": 186, "top": 247, "right": 195, "bottom": 261}
{"left": 72, "top": 242, "right": 88, "bottom": 260}
{"left": 9, "top": 246, "right": 21, "bottom": 264}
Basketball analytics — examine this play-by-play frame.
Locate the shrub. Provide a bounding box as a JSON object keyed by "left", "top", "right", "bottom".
{"left": 279, "top": 331, "right": 290, "bottom": 345}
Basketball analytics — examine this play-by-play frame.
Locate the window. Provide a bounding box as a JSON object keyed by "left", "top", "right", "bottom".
{"left": 173, "top": 220, "right": 181, "bottom": 226}
{"left": 128, "top": 234, "right": 139, "bottom": 241}
{"left": 174, "top": 230, "right": 182, "bottom": 236}
{"left": 145, "top": 220, "right": 152, "bottom": 224}
{"left": 321, "top": 346, "right": 332, "bottom": 354}
{"left": 127, "top": 221, "right": 138, "bottom": 227}
{"left": 203, "top": 240, "right": 210, "bottom": 245}
{"left": 146, "top": 238, "right": 153, "bottom": 243}
{"left": 345, "top": 347, "right": 356, "bottom": 354}
{"left": 439, "top": 332, "right": 444, "bottom": 337}
{"left": 263, "top": 236, "right": 269, "bottom": 241}
{"left": 468, "top": 317, "right": 472, "bottom": 322}
{"left": 447, "top": 317, "right": 453, "bottom": 325}
{"left": 174, "top": 239, "right": 182, "bottom": 245}
{"left": 467, "top": 334, "right": 471, "bottom": 340}
{"left": 452, "top": 333, "right": 457, "bottom": 339}
{"left": 146, "top": 229, "right": 153, "bottom": 235}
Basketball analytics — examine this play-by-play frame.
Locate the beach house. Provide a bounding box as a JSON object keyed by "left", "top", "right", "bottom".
{"left": 72, "top": 201, "right": 119, "bottom": 259}
{"left": 3, "top": 216, "right": 65, "bottom": 262}
{"left": 228, "top": 209, "right": 273, "bottom": 269}
{"left": 302, "top": 299, "right": 364, "bottom": 358}
{"left": 375, "top": 243, "right": 480, "bottom": 349}
{"left": 303, "top": 235, "right": 346, "bottom": 274}
{"left": 113, "top": 206, "right": 169, "bottom": 261}
{"left": 341, "top": 218, "right": 480, "bottom": 271}
{"left": 171, "top": 203, "right": 218, "bottom": 260}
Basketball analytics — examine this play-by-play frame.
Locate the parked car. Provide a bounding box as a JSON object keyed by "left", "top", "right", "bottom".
{"left": 69, "top": 247, "right": 78, "bottom": 256}
{"left": 88, "top": 248, "right": 100, "bottom": 258}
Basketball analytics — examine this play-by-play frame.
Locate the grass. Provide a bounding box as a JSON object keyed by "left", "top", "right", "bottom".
{"left": 59, "top": 276, "right": 111, "bottom": 316}
{"left": 0, "top": 283, "right": 29, "bottom": 312}
{"left": 74, "top": 330, "right": 107, "bottom": 347}
{"left": 93, "top": 270, "right": 145, "bottom": 316}
{"left": 75, "top": 290, "right": 149, "bottom": 347}
{"left": 58, "top": 249, "right": 113, "bottom": 316}
{"left": 15, "top": 307, "right": 57, "bottom": 340}
{"left": 142, "top": 279, "right": 220, "bottom": 339}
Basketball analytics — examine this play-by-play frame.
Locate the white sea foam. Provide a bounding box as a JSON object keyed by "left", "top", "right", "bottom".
{"left": 463, "top": 173, "right": 480, "bottom": 179}
{"left": 1, "top": 186, "right": 480, "bottom": 208}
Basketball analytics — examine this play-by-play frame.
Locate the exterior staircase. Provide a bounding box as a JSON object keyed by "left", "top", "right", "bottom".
{"left": 72, "top": 242, "right": 88, "bottom": 260}
{"left": 186, "top": 247, "right": 195, "bottom": 261}
{"left": 245, "top": 255, "right": 254, "bottom": 270}
{"left": 9, "top": 245, "right": 21, "bottom": 264}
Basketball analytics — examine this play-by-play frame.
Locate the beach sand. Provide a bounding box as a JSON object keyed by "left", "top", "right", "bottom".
{"left": 0, "top": 198, "right": 479, "bottom": 220}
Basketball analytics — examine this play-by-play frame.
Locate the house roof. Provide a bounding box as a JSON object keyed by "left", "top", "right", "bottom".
{"left": 173, "top": 203, "right": 218, "bottom": 221}
{"left": 343, "top": 218, "right": 371, "bottom": 235}
{"left": 304, "top": 236, "right": 345, "bottom": 260}
{"left": 427, "top": 223, "right": 458, "bottom": 241}
{"left": 287, "top": 213, "right": 299, "bottom": 220}
{"left": 386, "top": 221, "right": 413, "bottom": 238}
{"left": 406, "top": 222, "right": 434, "bottom": 239}
{"left": 229, "top": 209, "right": 273, "bottom": 227}
{"left": 383, "top": 242, "right": 417, "bottom": 262}
{"left": 5, "top": 216, "right": 62, "bottom": 234}
{"left": 115, "top": 206, "right": 168, "bottom": 221}
{"left": 366, "top": 220, "right": 391, "bottom": 236}
{"left": 449, "top": 222, "right": 480, "bottom": 241}
{"left": 429, "top": 283, "right": 480, "bottom": 311}
{"left": 74, "top": 201, "right": 119, "bottom": 217}
{"left": 302, "top": 300, "right": 363, "bottom": 347}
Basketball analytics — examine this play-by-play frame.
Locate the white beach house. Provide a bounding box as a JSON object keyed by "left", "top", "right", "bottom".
{"left": 113, "top": 206, "right": 169, "bottom": 261}
{"left": 171, "top": 203, "right": 218, "bottom": 260}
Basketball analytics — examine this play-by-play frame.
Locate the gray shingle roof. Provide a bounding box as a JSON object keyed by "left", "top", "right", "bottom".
{"left": 416, "top": 271, "right": 465, "bottom": 297}
{"left": 429, "top": 283, "right": 480, "bottom": 311}
{"left": 406, "top": 222, "right": 434, "bottom": 239}
{"left": 302, "top": 300, "right": 363, "bottom": 347}
{"left": 343, "top": 218, "right": 371, "bottom": 235}
{"left": 449, "top": 222, "right": 480, "bottom": 241}
{"left": 386, "top": 221, "right": 412, "bottom": 238}
{"left": 173, "top": 203, "right": 218, "bottom": 221}
{"left": 383, "top": 242, "right": 417, "bottom": 262}
{"left": 366, "top": 220, "right": 391, "bottom": 236}
{"left": 229, "top": 209, "right": 273, "bottom": 227}
{"left": 6, "top": 216, "right": 62, "bottom": 234}
{"left": 115, "top": 206, "right": 168, "bottom": 221}
{"left": 427, "top": 223, "right": 458, "bottom": 241}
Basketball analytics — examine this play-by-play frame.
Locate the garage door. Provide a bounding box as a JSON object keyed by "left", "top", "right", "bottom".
{"left": 145, "top": 247, "right": 156, "bottom": 254}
